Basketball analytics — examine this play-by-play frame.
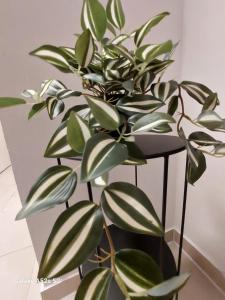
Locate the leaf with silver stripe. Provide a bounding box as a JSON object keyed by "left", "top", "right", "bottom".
{"left": 85, "top": 95, "right": 121, "bottom": 130}
{"left": 67, "top": 112, "right": 91, "bottom": 153}
{"left": 106, "top": 44, "right": 134, "bottom": 63}
{"left": 189, "top": 132, "right": 221, "bottom": 146}
{"left": 132, "top": 112, "right": 175, "bottom": 133}
{"left": 202, "top": 92, "right": 219, "bottom": 111}
{"left": 62, "top": 104, "right": 90, "bottom": 122}
{"left": 75, "top": 29, "right": 95, "bottom": 67}
{"left": 111, "top": 34, "right": 129, "bottom": 45}
{"left": 122, "top": 141, "right": 147, "bottom": 165}
{"left": 135, "top": 72, "right": 155, "bottom": 93}
{"left": 81, "top": 133, "right": 128, "bottom": 182}
{"left": 75, "top": 268, "right": 112, "bottom": 300}
{"left": 46, "top": 97, "right": 65, "bottom": 120}
{"left": 134, "top": 12, "right": 170, "bottom": 47}
{"left": 38, "top": 201, "right": 104, "bottom": 279}
{"left": 81, "top": 0, "right": 107, "bottom": 41}
{"left": 56, "top": 89, "right": 82, "bottom": 100}
{"left": 151, "top": 123, "right": 172, "bottom": 134}
{"left": 187, "top": 149, "right": 206, "bottom": 185}
{"left": 41, "top": 79, "right": 66, "bottom": 97}
{"left": 102, "top": 182, "right": 163, "bottom": 236}
{"left": 45, "top": 121, "right": 79, "bottom": 158}
{"left": 117, "top": 95, "right": 163, "bottom": 116}
{"left": 115, "top": 249, "right": 163, "bottom": 293}
{"left": 167, "top": 95, "right": 179, "bottom": 116}
{"left": 92, "top": 173, "right": 109, "bottom": 187}
{"left": 16, "top": 166, "right": 77, "bottom": 220}
{"left": 83, "top": 73, "right": 105, "bottom": 85}
{"left": 151, "top": 80, "right": 178, "bottom": 101}
{"left": 196, "top": 111, "right": 225, "bottom": 131}
{"left": 106, "top": 0, "right": 125, "bottom": 30}
{"left": 180, "top": 81, "right": 214, "bottom": 105}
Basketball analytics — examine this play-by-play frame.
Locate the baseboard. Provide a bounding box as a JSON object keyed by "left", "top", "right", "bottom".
{"left": 40, "top": 229, "right": 225, "bottom": 299}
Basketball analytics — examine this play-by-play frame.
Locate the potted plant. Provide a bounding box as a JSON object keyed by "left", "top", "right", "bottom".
{"left": 1, "top": 0, "right": 225, "bottom": 299}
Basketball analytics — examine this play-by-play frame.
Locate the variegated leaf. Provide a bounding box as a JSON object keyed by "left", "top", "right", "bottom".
{"left": 136, "top": 41, "right": 173, "bottom": 63}
{"left": 16, "top": 166, "right": 77, "bottom": 220}
{"left": 92, "top": 173, "right": 109, "bottom": 187}
{"left": 83, "top": 73, "right": 105, "bottom": 85}
{"left": 187, "top": 149, "right": 206, "bottom": 185}
{"left": 0, "top": 97, "right": 26, "bottom": 108}
{"left": 56, "top": 90, "right": 82, "bottom": 100}
{"left": 189, "top": 132, "right": 221, "bottom": 146}
{"left": 202, "top": 92, "right": 219, "bottom": 111}
{"left": 111, "top": 34, "right": 129, "bottom": 45}
{"left": 107, "top": 21, "right": 117, "bottom": 36}
{"left": 85, "top": 96, "right": 121, "bottom": 130}
{"left": 38, "top": 201, "right": 104, "bottom": 279}
{"left": 40, "top": 79, "right": 66, "bottom": 97}
{"left": 75, "top": 29, "right": 95, "bottom": 67}
{"left": 181, "top": 81, "right": 213, "bottom": 105}
{"left": 81, "top": 0, "right": 107, "bottom": 41}
{"left": 122, "top": 141, "right": 147, "bottom": 165}
{"left": 106, "top": 0, "right": 125, "bottom": 30}
{"left": 214, "top": 144, "right": 225, "bottom": 156}
{"left": 47, "top": 97, "right": 65, "bottom": 120}
{"left": 151, "top": 123, "right": 172, "bottom": 133}
{"left": 45, "top": 121, "right": 79, "bottom": 158}
{"left": 167, "top": 95, "right": 179, "bottom": 116}
{"left": 81, "top": 133, "right": 128, "bottom": 182}
{"left": 67, "top": 112, "right": 91, "bottom": 153}
{"left": 132, "top": 112, "right": 175, "bottom": 133}
{"left": 134, "top": 12, "right": 170, "bottom": 47}
{"left": 135, "top": 72, "right": 155, "bottom": 93}
{"left": 28, "top": 101, "right": 46, "bottom": 120}
{"left": 101, "top": 182, "right": 163, "bottom": 236}
{"left": 62, "top": 104, "right": 90, "bottom": 121}
{"left": 75, "top": 268, "right": 112, "bottom": 300}
{"left": 196, "top": 111, "right": 225, "bottom": 131}
{"left": 106, "top": 44, "right": 134, "bottom": 62}
{"left": 151, "top": 80, "right": 178, "bottom": 101}
{"left": 115, "top": 249, "right": 163, "bottom": 293}
{"left": 117, "top": 95, "right": 163, "bottom": 115}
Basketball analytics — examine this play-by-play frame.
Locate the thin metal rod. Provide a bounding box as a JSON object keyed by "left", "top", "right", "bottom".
{"left": 135, "top": 166, "right": 138, "bottom": 187}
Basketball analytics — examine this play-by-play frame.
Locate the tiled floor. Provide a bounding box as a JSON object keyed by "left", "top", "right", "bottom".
{"left": 0, "top": 166, "right": 224, "bottom": 299}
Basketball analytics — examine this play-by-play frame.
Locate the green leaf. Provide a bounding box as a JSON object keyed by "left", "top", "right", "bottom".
{"left": 0, "top": 97, "right": 26, "bottom": 108}
{"left": 92, "top": 173, "right": 109, "bottom": 187}
{"left": 16, "top": 166, "right": 77, "bottom": 220}
{"left": 167, "top": 95, "right": 179, "bottom": 116}
{"left": 106, "top": 0, "right": 125, "bottom": 30}
{"left": 75, "top": 29, "right": 95, "bottom": 67}
{"left": 122, "top": 141, "right": 147, "bottom": 165}
{"left": 151, "top": 123, "right": 172, "bottom": 134}
{"left": 38, "top": 201, "right": 103, "bottom": 279}
{"left": 67, "top": 112, "right": 91, "bottom": 153}
{"left": 81, "top": 0, "right": 107, "bottom": 41}
{"left": 117, "top": 95, "right": 163, "bottom": 116}
{"left": 135, "top": 72, "right": 155, "bottom": 93}
{"left": 136, "top": 41, "right": 173, "bottom": 64}
{"left": 47, "top": 97, "right": 65, "bottom": 120}
{"left": 146, "top": 273, "right": 190, "bottom": 298}
{"left": 62, "top": 104, "right": 90, "bottom": 121}
{"left": 196, "top": 111, "right": 225, "bottom": 131}
{"left": 45, "top": 121, "right": 80, "bottom": 158}
{"left": 83, "top": 73, "right": 105, "bottom": 85}
{"left": 151, "top": 80, "right": 178, "bottom": 101}
{"left": 187, "top": 148, "right": 206, "bottom": 185}
{"left": 85, "top": 95, "right": 121, "bottom": 130}
{"left": 28, "top": 101, "right": 46, "bottom": 119}
{"left": 181, "top": 81, "right": 213, "bottom": 105}
{"left": 106, "top": 44, "right": 134, "bottom": 63}
{"left": 75, "top": 268, "right": 112, "bottom": 300}
{"left": 101, "top": 182, "right": 163, "bottom": 236}
{"left": 115, "top": 249, "right": 163, "bottom": 292}
{"left": 81, "top": 133, "right": 128, "bottom": 182}
{"left": 107, "top": 21, "right": 117, "bottom": 36}
{"left": 189, "top": 131, "right": 221, "bottom": 146}
{"left": 30, "top": 45, "right": 73, "bottom": 73}
{"left": 132, "top": 112, "right": 175, "bottom": 133}
{"left": 111, "top": 34, "right": 129, "bottom": 45}
{"left": 214, "top": 144, "right": 225, "bottom": 156}
{"left": 134, "top": 12, "right": 170, "bottom": 47}
{"left": 202, "top": 93, "right": 219, "bottom": 111}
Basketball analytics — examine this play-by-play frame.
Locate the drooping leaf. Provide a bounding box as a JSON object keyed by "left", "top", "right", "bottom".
{"left": 67, "top": 112, "right": 91, "bottom": 153}
{"left": 151, "top": 80, "right": 178, "bottom": 101}
{"left": 0, "top": 97, "right": 26, "bottom": 108}
{"left": 38, "top": 201, "right": 104, "bottom": 279}
{"left": 28, "top": 101, "right": 46, "bottom": 119}
{"left": 132, "top": 112, "right": 175, "bottom": 133}
{"left": 40, "top": 79, "right": 66, "bottom": 97}
{"left": 180, "top": 81, "right": 213, "bottom": 105}
{"left": 115, "top": 249, "right": 163, "bottom": 293}
{"left": 75, "top": 267, "right": 112, "bottom": 300}
{"left": 62, "top": 104, "right": 90, "bottom": 121}
{"left": 187, "top": 148, "right": 206, "bottom": 185}
{"left": 75, "top": 29, "right": 95, "bottom": 67}
{"left": 122, "top": 141, "right": 147, "bottom": 165}
{"left": 56, "top": 90, "right": 82, "bottom": 100}
{"left": 45, "top": 121, "right": 80, "bottom": 158}
{"left": 189, "top": 131, "right": 221, "bottom": 146}
{"left": 134, "top": 12, "right": 170, "bottom": 47}
{"left": 47, "top": 97, "right": 65, "bottom": 120}
{"left": 85, "top": 96, "right": 121, "bottom": 130}
{"left": 106, "top": 0, "right": 125, "bottom": 30}
{"left": 151, "top": 123, "right": 172, "bottom": 134}
{"left": 81, "top": 0, "right": 107, "bottom": 41}
{"left": 16, "top": 166, "right": 77, "bottom": 220}
{"left": 102, "top": 182, "right": 163, "bottom": 236}
{"left": 167, "top": 95, "right": 179, "bottom": 116}
{"left": 196, "top": 111, "right": 225, "bottom": 131}
{"left": 117, "top": 95, "right": 163, "bottom": 116}
{"left": 202, "top": 93, "right": 219, "bottom": 111}
{"left": 81, "top": 133, "right": 128, "bottom": 182}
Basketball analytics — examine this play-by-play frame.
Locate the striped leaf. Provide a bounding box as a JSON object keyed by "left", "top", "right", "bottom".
{"left": 83, "top": 73, "right": 105, "bottom": 85}
{"left": 132, "top": 112, "right": 175, "bottom": 133}
{"left": 28, "top": 101, "right": 46, "bottom": 120}
{"left": 67, "top": 112, "right": 91, "bottom": 153}
{"left": 214, "top": 144, "right": 225, "bottom": 156}
{"left": 62, "top": 104, "right": 90, "bottom": 121}
{"left": 167, "top": 95, "right": 179, "bottom": 116}
{"left": 202, "top": 92, "right": 219, "bottom": 111}
{"left": 151, "top": 123, "right": 172, "bottom": 134}
{"left": 40, "top": 79, "right": 66, "bottom": 97}
{"left": 117, "top": 95, "right": 163, "bottom": 116}
{"left": 81, "top": 0, "right": 107, "bottom": 41}
{"left": 46, "top": 97, "right": 65, "bottom": 120}
{"left": 135, "top": 72, "right": 155, "bottom": 93}
{"left": 38, "top": 201, "right": 104, "bottom": 279}
{"left": 122, "top": 142, "right": 147, "bottom": 165}
{"left": 30, "top": 45, "right": 73, "bottom": 73}
{"left": 115, "top": 249, "right": 163, "bottom": 293}
{"left": 106, "top": 0, "right": 125, "bottom": 30}
{"left": 56, "top": 90, "right": 82, "bottom": 100}
{"left": 111, "top": 34, "right": 129, "bottom": 45}
{"left": 0, "top": 97, "right": 26, "bottom": 108}
{"left": 45, "top": 121, "right": 79, "bottom": 158}
{"left": 81, "top": 133, "right": 128, "bottom": 182}
{"left": 187, "top": 149, "right": 206, "bottom": 185}
{"left": 102, "top": 182, "right": 163, "bottom": 236}
{"left": 75, "top": 268, "right": 112, "bottom": 300}
{"left": 106, "top": 44, "right": 134, "bottom": 62}
{"left": 107, "top": 21, "right": 117, "bottom": 36}
{"left": 136, "top": 41, "right": 173, "bottom": 63}
{"left": 16, "top": 166, "right": 77, "bottom": 220}
{"left": 151, "top": 80, "right": 178, "bottom": 101}
{"left": 85, "top": 96, "right": 121, "bottom": 130}
{"left": 189, "top": 132, "right": 221, "bottom": 146}
{"left": 196, "top": 111, "right": 225, "bottom": 131}
{"left": 92, "top": 173, "right": 109, "bottom": 187}
{"left": 181, "top": 81, "right": 213, "bottom": 105}
{"left": 134, "top": 12, "right": 170, "bottom": 47}
{"left": 75, "top": 29, "right": 95, "bottom": 67}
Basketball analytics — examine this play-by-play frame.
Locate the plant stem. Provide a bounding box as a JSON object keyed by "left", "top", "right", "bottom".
{"left": 177, "top": 85, "right": 185, "bottom": 133}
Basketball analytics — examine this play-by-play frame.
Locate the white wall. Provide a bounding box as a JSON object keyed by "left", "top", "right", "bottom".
{"left": 0, "top": 0, "right": 183, "bottom": 262}
{"left": 175, "top": 0, "right": 225, "bottom": 273}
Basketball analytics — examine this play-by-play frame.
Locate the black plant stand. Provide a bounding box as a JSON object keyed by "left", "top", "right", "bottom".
{"left": 59, "top": 135, "right": 188, "bottom": 299}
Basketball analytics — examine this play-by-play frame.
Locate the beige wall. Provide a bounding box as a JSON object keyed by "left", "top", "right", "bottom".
{"left": 0, "top": 0, "right": 183, "bottom": 262}
{"left": 0, "top": 122, "right": 10, "bottom": 172}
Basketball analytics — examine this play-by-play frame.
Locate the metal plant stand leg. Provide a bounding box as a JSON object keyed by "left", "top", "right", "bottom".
{"left": 135, "top": 165, "right": 138, "bottom": 187}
